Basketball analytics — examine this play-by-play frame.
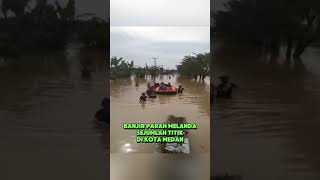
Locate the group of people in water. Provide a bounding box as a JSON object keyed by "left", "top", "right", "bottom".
{"left": 93, "top": 75, "right": 236, "bottom": 125}
{"left": 140, "top": 82, "right": 184, "bottom": 101}
{"left": 140, "top": 76, "right": 235, "bottom": 103}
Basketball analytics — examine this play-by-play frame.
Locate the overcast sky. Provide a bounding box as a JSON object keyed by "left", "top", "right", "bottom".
{"left": 111, "top": 0, "right": 209, "bottom": 26}
{"left": 110, "top": 0, "right": 210, "bottom": 69}
{"left": 111, "top": 26, "right": 210, "bottom": 69}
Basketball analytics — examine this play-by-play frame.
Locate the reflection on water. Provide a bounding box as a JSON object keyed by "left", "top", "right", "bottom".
{"left": 110, "top": 75, "right": 210, "bottom": 154}
{"left": 212, "top": 44, "right": 320, "bottom": 180}
{"left": 111, "top": 153, "right": 210, "bottom": 180}
{"left": 0, "top": 47, "right": 108, "bottom": 179}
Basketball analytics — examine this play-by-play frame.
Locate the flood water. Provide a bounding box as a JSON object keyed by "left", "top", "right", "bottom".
{"left": 110, "top": 75, "right": 210, "bottom": 153}
{"left": 212, "top": 43, "right": 320, "bottom": 180}
{"left": 0, "top": 47, "right": 109, "bottom": 179}
{"left": 110, "top": 75, "right": 210, "bottom": 180}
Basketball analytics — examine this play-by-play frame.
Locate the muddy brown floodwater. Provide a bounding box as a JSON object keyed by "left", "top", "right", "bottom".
{"left": 0, "top": 46, "right": 109, "bottom": 180}
{"left": 110, "top": 75, "right": 210, "bottom": 153}
{"left": 110, "top": 75, "right": 210, "bottom": 180}
{"left": 212, "top": 43, "right": 320, "bottom": 180}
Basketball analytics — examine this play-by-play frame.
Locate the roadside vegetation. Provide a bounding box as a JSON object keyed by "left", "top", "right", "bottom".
{"left": 111, "top": 52, "right": 210, "bottom": 80}
{"left": 0, "top": 0, "right": 109, "bottom": 58}
{"left": 213, "top": 0, "right": 320, "bottom": 59}
{"left": 177, "top": 52, "right": 210, "bottom": 80}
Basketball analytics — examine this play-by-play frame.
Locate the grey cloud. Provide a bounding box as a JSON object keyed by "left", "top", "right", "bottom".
{"left": 111, "top": 26, "right": 210, "bottom": 69}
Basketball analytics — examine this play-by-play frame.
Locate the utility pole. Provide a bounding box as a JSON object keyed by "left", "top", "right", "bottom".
{"left": 151, "top": 57, "right": 158, "bottom": 77}
{"left": 152, "top": 57, "right": 158, "bottom": 68}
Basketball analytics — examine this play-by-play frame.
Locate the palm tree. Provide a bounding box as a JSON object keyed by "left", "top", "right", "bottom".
{"left": 1, "top": 0, "right": 30, "bottom": 18}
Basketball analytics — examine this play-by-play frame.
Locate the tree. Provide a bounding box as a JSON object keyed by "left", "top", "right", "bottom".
{"left": 177, "top": 52, "right": 210, "bottom": 80}
{"left": 55, "top": 0, "right": 75, "bottom": 21}
{"left": 0, "top": 0, "right": 108, "bottom": 55}
{"left": 110, "top": 56, "right": 123, "bottom": 68}
{"left": 76, "top": 17, "right": 108, "bottom": 48}
{"left": 213, "top": 0, "right": 320, "bottom": 58}
{"left": 1, "top": 0, "right": 30, "bottom": 18}
{"left": 110, "top": 56, "right": 133, "bottom": 78}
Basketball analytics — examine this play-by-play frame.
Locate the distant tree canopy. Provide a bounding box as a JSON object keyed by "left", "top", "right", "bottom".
{"left": 110, "top": 57, "right": 134, "bottom": 78}
{"left": 134, "top": 67, "right": 147, "bottom": 78}
{"left": 55, "top": 0, "right": 75, "bottom": 21}
{"left": 110, "top": 57, "right": 178, "bottom": 79}
{"left": 177, "top": 52, "right": 210, "bottom": 80}
{"left": 1, "top": 0, "right": 30, "bottom": 19}
{"left": 214, "top": 0, "right": 320, "bottom": 58}
{"left": 0, "top": 0, "right": 108, "bottom": 57}
{"left": 75, "top": 17, "right": 109, "bottom": 49}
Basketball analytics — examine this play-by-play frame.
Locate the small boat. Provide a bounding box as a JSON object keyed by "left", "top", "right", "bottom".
{"left": 148, "top": 94, "right": 157, "bottom": 98}
{"left": 155, "top": 86, "right": 177, "bottom": 95}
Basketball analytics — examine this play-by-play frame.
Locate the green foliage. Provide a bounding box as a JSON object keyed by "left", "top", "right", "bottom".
{"left": 26, "top": 1, "right": 68, "bottom": 50}
{"left": 177, "top": 52, "right": 210, "bottom": 80}
{"left": 110, "top": 57, "right": 173, "bottom": 78}
{"left": 0, "top": 0, "right": 108, "bottom": 56}
{"left": 1, "top": 0, "right": 30, "bottom": 18}
{"left": 56, "top": 0, "right": 75, "bottom": 21}
{"left": 110, "top": 56, "right": 134, "bottom": 78}
{"left": 134, "top": 67, "right": 146, "bottom": 77}
{"left": 214, "top": 0, "right": 320, "bottom": 57}
{"left": 76, "top": 17, "right": 109, "bottom": 49}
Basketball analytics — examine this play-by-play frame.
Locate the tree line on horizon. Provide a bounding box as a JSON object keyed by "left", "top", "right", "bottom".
{"left": 0, "top": 0, "right": 109, "bottom": 58}
{"left": 110, "top": 56, "right": 176, "bottom": 79}
{"left": 213, "top": 0, "right": 320, "bottom": 58}
{"left": 110, "top": 52, "right": 210, "bottom": 80}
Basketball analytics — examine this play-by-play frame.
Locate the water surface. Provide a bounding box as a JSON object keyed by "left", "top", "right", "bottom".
{"left": 0, "top": 47, "right": 108, "bottom": 180}
{"left": 110, "top": 74, "right": 210, "bottom": 180}
{"left": 110, "top": 75, "right": 210, "bottom": 153}
{"left": 212, "top": 44, "right": 320, "bottom": 180}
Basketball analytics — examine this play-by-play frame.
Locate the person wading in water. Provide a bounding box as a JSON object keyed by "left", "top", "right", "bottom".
{"left": 215, "top": 76, "right": 237, "bottom": 98}
{"left": 140, "top": 92, "right": 147, "bottom": 101}
{"left": 178, "top": 85, "right": 184, "bottom": 93}
{"left": 94, "top": 97, "right": 109, "bottom": 125}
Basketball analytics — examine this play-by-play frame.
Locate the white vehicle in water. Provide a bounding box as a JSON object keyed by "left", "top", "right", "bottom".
{"left": 164, "top": 136, "right": 190, "bottom": 154}
{"left": 159, "top": 115, "right": 191, "bottom": 154}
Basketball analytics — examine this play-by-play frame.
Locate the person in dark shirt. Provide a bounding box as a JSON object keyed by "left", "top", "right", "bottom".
{"left": 153, "top": 83, "right": 159, "bottom": 89}
{"left": 94, "top": 97, "right": 109, "bottom": 125}
{"left": 178, "top": 85, "right": 184, "bottom": 93}
{"left": 216, "top": 76, "right": 237, "bottom": 98}
{"left": 140, "top": 93, "right": 147, "bottom": 101}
